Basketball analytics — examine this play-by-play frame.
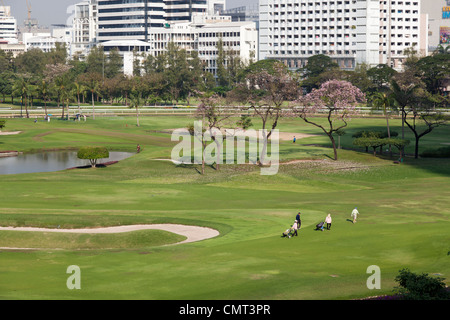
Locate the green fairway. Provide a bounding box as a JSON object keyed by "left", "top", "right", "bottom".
{"left": 0, "top": 116, "right": 449, "bottom": 300}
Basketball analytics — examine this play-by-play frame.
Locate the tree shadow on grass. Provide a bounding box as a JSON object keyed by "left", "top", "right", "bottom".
{"left": 175, "top": 163, "right": 203, "bottom": 175}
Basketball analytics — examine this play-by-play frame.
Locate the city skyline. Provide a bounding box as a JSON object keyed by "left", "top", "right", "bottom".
{"left": 6, "top": 0, "right": 259, "bottom": 28}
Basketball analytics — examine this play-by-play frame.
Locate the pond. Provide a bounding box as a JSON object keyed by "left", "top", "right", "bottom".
{"left": 0, "top": 151, "right": 135, "bottom": 175}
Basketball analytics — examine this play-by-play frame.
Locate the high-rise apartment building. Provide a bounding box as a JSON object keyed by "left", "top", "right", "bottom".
{"left": 259, "top": 0, "right": 428, "bottom": 71}
{"left": 0, "top": 6, "right": 18, "bottom": 44}
{"left": 72, "top": 0, "right": 99, "bottom": 57}
{"left": 421, "top": 0, "right": 450, "bottom": 52}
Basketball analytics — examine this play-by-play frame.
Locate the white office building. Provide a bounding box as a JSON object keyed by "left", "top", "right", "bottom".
{"left": 0, "top": 6, "right": 18, "bottom": 44}
{"left": 259, "top": 0, "right": 428, "bottom": 71}
{"left": 196, "top": 19, "right": 258, "bottom": 76}
{"left": 23, "top": 27, "right": 72, "bottom": 54}
{"left": 72, "top": 0, "right": 99, "bottom": 57}
{"left": 146, "top": 16, "right": 258, "bottom": 77}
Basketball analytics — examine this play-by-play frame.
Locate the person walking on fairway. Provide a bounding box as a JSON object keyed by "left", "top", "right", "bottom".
{"left": 296, "top": 212, "right": 301, "bottom": 230}
{"left": 351, "top": 207, "right": 359, "bottom": 224}
{"left": 292, "top": 220, "right": 298, "bottom": 236}
{"left": 325, "top": 214, "right": 332, "bottom": 230}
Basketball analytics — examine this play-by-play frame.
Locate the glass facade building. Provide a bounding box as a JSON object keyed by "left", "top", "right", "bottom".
{"left": 97, "top": 0, "right": 207, "bottom": 42}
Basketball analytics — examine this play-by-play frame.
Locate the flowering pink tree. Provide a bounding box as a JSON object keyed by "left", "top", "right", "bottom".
{"left": 293, "top": 80, "right": 366, "bottom": 160}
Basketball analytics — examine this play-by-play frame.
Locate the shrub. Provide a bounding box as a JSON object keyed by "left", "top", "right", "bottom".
{"left": 394, "top": 268, "right": 449, "bottom": 300}
{"left": 352, "top": 130, "right": 398, "bottom": 139}
{"left": 0, "top": 119, "right": 6, "bottom": 131}
{"left": 77, "top": 146, "right": 109, "bottom": 168}
{"left": 420, "top": 146, "right": 450, "bottom": 158}
{"left": 353, "top": 135, "right": 408, "bottom": 157}
{"left": 353, "top": 137, "right": 387, "bottom": 155}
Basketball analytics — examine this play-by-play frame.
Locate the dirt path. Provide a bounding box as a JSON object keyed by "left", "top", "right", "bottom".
{"left": 0, "top": 224, "right": 220, "bottom": 250}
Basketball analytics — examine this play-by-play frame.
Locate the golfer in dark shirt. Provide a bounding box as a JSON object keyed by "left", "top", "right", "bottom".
{"left": 296, "top": 212, "right": 301, "bottom": 230}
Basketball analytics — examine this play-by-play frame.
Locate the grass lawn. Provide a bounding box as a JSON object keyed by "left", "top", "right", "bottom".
{"left": 0, "top": 115, "right": 449, "bottom": 300}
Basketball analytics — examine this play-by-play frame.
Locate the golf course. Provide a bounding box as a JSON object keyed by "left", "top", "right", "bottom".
{"left": 0, "top": 115, "right": 449, "bottom": 300}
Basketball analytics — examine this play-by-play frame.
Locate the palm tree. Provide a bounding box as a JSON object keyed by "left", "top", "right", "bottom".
{"left": 38, "top": 79, "right": 49, "bottom": 117}
{"left": 390, "top": 80, "right": 419, "bottom": 140}
{"left": 60, "top": 84, "right": 75, "bottom": 120}
{"left": 73, "top": 81, "right": 86, "bottom": 116}
{"left": 371, "top": 91, "right": 395, "bottom": 139}
{"left": 129, "top": 91, "right": 145, "bottom": 127}
{"left": 433, "top": 44, "right": 450, "bottom": 55}
{"left": 79, "top": 73, "right": 102, "bottom": 120}
{"left": 54, "top": 76, "right": 72, "bottom": 119}
{"left": 12, "top": 76, "right": 30, "bottom": 118}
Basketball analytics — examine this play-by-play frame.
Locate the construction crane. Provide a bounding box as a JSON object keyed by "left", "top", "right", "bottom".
{"left": 26, "top": 0, "right": 31, "bottom": 21}
{"left": 26, "top": 0, "right": 32, "bottom": 31}
{"left": 0, "top": 0, "right": 11, "bottom": 17}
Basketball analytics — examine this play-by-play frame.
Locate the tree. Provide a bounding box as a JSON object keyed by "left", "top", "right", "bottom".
{"left": 15, "top": 48, "right": 47, "bottom": 76}
{"left": 243, "top": 59, "right": 286, "bottom": 77}
{"left": 299, "top": 54, "right": 339, "bottom": 92}
{"left": 293, "top": 80, "right": 366, "bottom": 160}
{"left": 73, "top": 81, "right": 86, "bottom": 115}
{"left": 353, "top": 136, "right": 409, "bottom": 159}
{"left": 416, "top": 52, "right": 450, "bottom": 95}
{"left": 389, "top": 138, "right": 410, "bottom": 160}
{"left": 47, "top": 42, "right": 68, "bottom": 65}
{"left": 403, "top": 98, "right": 449, "bottom": 159}
{"left": 394, "top": 268, "right": 449, "bottom": 300}
{"left": 0, "top": 119, "right": 6, "bottom": 132}
{"left": 335, "top": 129, "right": 346, "bottom": 149}
{"left": 86, "top": 46, "right": 106, "bottom": 76}
{"left": 187, "top": 122, "right": 208, "bottom": 175}
{"left": 105, "top": 47, "right": 122, "bottom": 79}
{"left": 163, "top": 42, "right": 194, "bottom": 104}
{"left": 347, "top": 63, "right": 374, "bottom": 94}
{"left": 78, "top": 72, "right": 102, "bottom": 120}
{"left": 390, "top": 72, "right": 423, "bottom": 140}
{"left": 129, "top": 90, "right": 145, "bottom": 127}
{"left": 367, "top": 64, "right": 397, "bottom": 91}
{"left": 228, "top": 62, "right": 299, "bottom": 165}
{"left": 0, "top": 71, "right": 14, "bottom": 103}
{"left": 12, "top": 75, "right": 31, "bottom": 118}
{"left": 195, "top": 94, "right": 238, "bottom": 171}
{"left": 391, "top": 70, "right": 449, "bottom": 159}
{"left": 38, "top": 79, "right": 50, "bottom": 117}
{"left": 216, "top": 37, "right": 228, "bottom": 87}
{"left": 371, "top": 91, "right": 395, "bottom": 139}
{"left": 353, "top": 135, "right": 388, "bottom": 156}
{"left": 370, "top": 91, "right": 396, "bottom": 154}
{"left": 60, "top": 82, "right": 74, "bottom": 120}
{"left": 43, "top": 63, "right": 73, "bottom": 118}
{"left": 53, "top": 73, "right": 72, "bottom": 119}
{"left": 77, "top": 146, "right": 109, "bottom": 168}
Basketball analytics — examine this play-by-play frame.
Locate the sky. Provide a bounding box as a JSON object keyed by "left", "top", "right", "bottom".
{"left": 7, "top": 0, "right": 259, "bottom": 28}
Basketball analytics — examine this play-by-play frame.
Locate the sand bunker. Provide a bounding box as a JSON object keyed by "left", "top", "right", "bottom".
{"left": 0, "top": 131, "right": 22, "bottom": 136}
{"left": 0, "top": 224, "right": 220, "bottom": 250}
